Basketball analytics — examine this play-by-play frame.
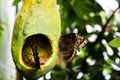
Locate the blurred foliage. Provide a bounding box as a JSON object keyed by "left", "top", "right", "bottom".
{"left": 3, "top": 0, "right": 119, "bottom": 80}
{"left": 109, "top": 37, "right": 120, "bottom": 48}
{"left": 51, "top": 0, "right": 120, "bottom": 80}
{"left": 58, "top": 0, "right": 103, "bottom": 34}
{"left": 0, "top": 20, "right": 4, "bottom": 54}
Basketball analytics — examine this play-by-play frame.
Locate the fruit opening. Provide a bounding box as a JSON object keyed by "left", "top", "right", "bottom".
{"left": 22, "top": 34, "right": 52, "bottom": 68}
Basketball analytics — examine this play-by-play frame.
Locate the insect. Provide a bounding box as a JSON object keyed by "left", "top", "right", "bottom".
{"left": 28, "top": 37, "right": 40, "bottom": 69}
{"left": 59, "top": 33, "right": 87, "bottom": 62}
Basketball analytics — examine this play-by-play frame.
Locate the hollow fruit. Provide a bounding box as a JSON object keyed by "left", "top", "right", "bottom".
{"left": 11, "top": 0, "right": 61, "bottom": 79}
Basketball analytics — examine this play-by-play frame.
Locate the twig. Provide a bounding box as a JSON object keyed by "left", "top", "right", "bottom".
{"left": 94, "top": 5, "right": 120, "bottom": 45}
{"left": 88, "top": 5, "right": 120, "bottom": 56}
{"left": 16, "top": 5, "right": 18, "bottom": 15}
{"left": 28, "top": 37, "right": 40, "bottom": 69}
{"left": 66, "top": 62, "right": 77, "bottom": 80}
{"left": 81, "top": 5, "right": 120, "bottom": 73}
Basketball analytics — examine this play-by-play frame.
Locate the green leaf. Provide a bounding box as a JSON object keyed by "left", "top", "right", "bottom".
{"left": 116, "top": 0, "right": 120, "bottom": 2}
{"left": 108, "top": 37, "right": 120, "bottom": 48}
{"left": 12, "top": 0, "right": 21, "bottom": 6}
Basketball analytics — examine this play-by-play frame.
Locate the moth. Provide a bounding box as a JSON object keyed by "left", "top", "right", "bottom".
{"left": 59, "top": 33, "right": 87, "bottom": 62}
{"left": 28, "top": 37, "right": 40, "bottom": 69}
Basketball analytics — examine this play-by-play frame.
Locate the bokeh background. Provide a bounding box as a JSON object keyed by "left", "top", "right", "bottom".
{"left": 0, "top": 0, "right": 120, "bottom": 80}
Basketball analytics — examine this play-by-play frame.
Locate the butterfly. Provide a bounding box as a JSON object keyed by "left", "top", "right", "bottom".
{"left": 59, "top": 33, "right": 87, "bottom": 62}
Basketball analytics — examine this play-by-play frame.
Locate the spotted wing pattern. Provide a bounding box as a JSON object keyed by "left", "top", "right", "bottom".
{"left": 59, "top": 33, "right": 87, "bottom": 62}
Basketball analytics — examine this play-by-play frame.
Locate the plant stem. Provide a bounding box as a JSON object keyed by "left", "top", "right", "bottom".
{"left": 81, "top": 4, "right": 120, "bottom": 74}
{"left": 88, "top": 5, "right": 120, "bottom": 58}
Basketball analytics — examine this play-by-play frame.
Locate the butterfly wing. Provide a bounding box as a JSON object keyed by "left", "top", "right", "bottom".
{"left": 59, "top": 33, "right": 87, "bottom": 62}
{"left": 74, "top": 34, "right": 88, "bottom": 49}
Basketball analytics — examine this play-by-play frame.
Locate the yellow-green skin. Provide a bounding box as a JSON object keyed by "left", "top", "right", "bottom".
{"left": 11, "top": 0, "right": 61, "bottom": 79}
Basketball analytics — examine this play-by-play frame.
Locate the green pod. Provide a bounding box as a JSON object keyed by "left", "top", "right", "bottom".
{"left": 11, "top": 0, "right": 61, "bottom": 79}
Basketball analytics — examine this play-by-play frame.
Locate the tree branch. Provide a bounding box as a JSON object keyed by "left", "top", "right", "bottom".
{"left": 81, "top": 5, "right": 120, "bottom": 73}
{"left": 94, "top": 5, "right": 120, "bottom": 45}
